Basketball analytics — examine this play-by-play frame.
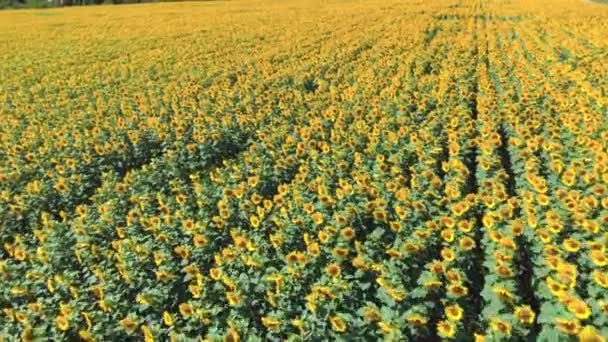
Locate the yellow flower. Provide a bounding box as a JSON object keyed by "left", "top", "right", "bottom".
{"left": 162, "top": 311, "right": 173, "bottom": 327}
{"left": 193, "top": 234, "right": 208, "bottom": 248}
{"left": 496, "top": 264, "right": 513, "bottom": 278}
{"left": 437, "top": 320, "right": 455, "bottom": 339}
{"left": 10, "top": 286, "right": 27, "bottom": 297}
{"left": 261, "top": 316, "right": 281, "bottom": 330}
{"left": 250, "top": 215, "right": 260, "bottom": 228}
{"left": 119, "top": 317, "right": 138, "bottom": 334}
{"left": 490, "top": 319, "right": 512, "bottom": 336}
{"left": 547, "top": 276, "right": 566, "bottom": 297}
{"left": 593, "top": 271, "right": 608, "bottom": 288}
{"left": 182, "top": 219, "right": 195, "bottom": 232}
{"left": 78, "top": 330, "right": 95, "bottom": 342}
{"left": 224, "top": 328, "right": 240, "bottom": 342}
{"left": 447, "top": 283, "right": 468, "bottom": 298}
{"left": 56, "top": 315, "right": 70, "bottom": 331}
{"left": 13, "top": 247, "right": 27, "bottom": 261}
{"left": 54, "top": 177, "right": 69, "bottom": 193}
{"left": 363, "top": 306, "right": 381, "bottom": 322}
{"left": 441, "top": 229, "right": 455, "bottom": 242}
{"left": 292, "top": 318, "right": 306, "bottom": 334}
{"left": 98, "top": 299, "right": 111, "bottom": 312}
{"left": 406, "top": 313, "right": 428, "bottom": 326}
{"left": 556, "top": 318, "right": 581, "bottom": 335}
{"left": 210, "top": 268, "right": 222, "bottom": 280}
{"left": 329, "top": 315, "right": 347, "bottom": 333}
{"left": 326, "top": 263, "right": 341, "bottom": 277}
{"left": 311, "top": 212, "right": 324, "bottom": 225}
{"left": 226, "top": 291, "right": 240, "bottom": 306}
{"left": 578, "top": 325, "right": 605, "bottom": 342}
{"left": 386, "top": 288, "right": 406, "bottom": 302}
{"left": 179, "top": 303, "right": 194, "bottom": 318}
{"left": 514, "top": 306, "right": 536, "bottom": 325}
{"left": 563, "top": 238, "right": 581, "bottom": 253}
{"left": 247, "top": 176, "right": 259, "bottom": 187}
{"left": 441, "top": 248, "right": 456, "bottom": 262}
{"left": 444, "top": 304, "right": 463, "bottom": 322}
{"left": 567, "top": 299, "right": 591, "bottom": 320}
{"left": 459, "top": 236, "right": 476, "bottom": 251}
{"left": 591, "top": 250, "right": 608, "bottom": 267}
{"left": 21, "top": 325, "right": 34, "bottom": 342}
{"left": 378, "top": 321, "right": 395, "bottom": 334}
{"left": 141, "top": 325, "right": 155, "bottom": 342}
{"left": 340, "top": 227, "right": 355, "bottom": 240}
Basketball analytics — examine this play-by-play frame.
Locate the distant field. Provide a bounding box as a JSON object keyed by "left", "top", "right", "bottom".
{"left": 1, "top": 0, "right": 608, "bottom": 341}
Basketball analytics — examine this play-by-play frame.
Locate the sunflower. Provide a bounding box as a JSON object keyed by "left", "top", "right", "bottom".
{"left": 179, "top": 303, "right": 194, "bottom": 318}
{"left": 593, "top": 271, "right": 608, "bottom": 288}
{"left": 395, "top": 205, "right": 408, "bottom": 219}
{"left": 567, "top": 299, "right": 591, "bottom": 320}
{"left": 447, "top": 283, "right": 468, "bottom": 298}
{"left": 311, "top": 212, "right": 324, "bottom": 225}
{"left": 250, "top": 215, "right": 261, "bottom": 228}
{"left": 326, "top": 263, "right": 342, "bottom": 277}
{"left": 226, "top": 292, "right": 241, "bottom": 306}
{"left": 496, "top": 265, "right": 514, "bottom": 278}
{"left": 332, "top": 247, "right": 349, "bottom": 258}
{"left": 261, "top": 316, "right": 281, "bottom": 331}
{"left": 514, "top": 305, "right": 535, "bottom": 324}
{"left": 441, "top": 229, "right": 455, "bottom": 242}
{"left": 474, "top": 333, "right": 485, "bottom": 342}
{"left": 363, "top": 306, "right": 381, "bottom": 322}
{"left": 386, "top": 288, "right": 406, "bottom": 301}
{"left": 78, "top": 330, "right": 95, "bottom": 342}
{"left": 162, "top": 311, "right": 173, "bottom": 327}
{"left": 182, "top": 219, "right": 195, "bottom": 232}
{"left": 578, "top": 325, "right": 606, "bottom": 342}
{"left": 459, "top": 236, "right": 476, "bottom": 251}
{"left": 590, "top": 250, "right": 608, "bottom": 267}
{"left": 441, "top": 248, "right": 456, "bottom": 262}
{"left": 445, "top": 304, "right": 464, "bottom": 322}
{"left": 193, "top": 234, "right": 208, "bottom": 248}
{"left": 174, "top": 246, "right": 190, "bottom": 259}
{"left": 458, "top": 220, "right": 473, "bottom": 233}
{"left": 378, "top": 321, "right": 396, "bottom": 334}
{"left": 424, "top": 279, "right": 442, "bottom": 289}
{"left": 56, "top": 315, "right": 70, "bottom": 331}
{"left": 404, "top": 242, "right": 420, "bottom": 254}
{"left": 437, "top": 320, "right": 456, "bottom": 339}
{"left": 510, "top": 220, "right": 524, "bottom": 236}
{"left": 317, "top": 230, "right": 330, "bottom": 244}
{"left": 445, "top": 270, "right": 462, "bottom": 283}
{"left": 406, "top": 314, "right": 428, "bottom": 326}
{"left": 224, "top": 328, "right": 240, "bottom": 342}
{"left": 209, "top": 267, "right": 223, "bottom": 280}
{"left": 341, "top": 227, "right": 355, "bottom": 240}
{"left": 555, "top": 318, "right": 580, "bottom": 335}
{"left": 292, "top": 318, "right": 306, "bottom": 335}
{"left": 119, "top": 317, "right": 138, "bottom": 334}
{"left": 54, "top": 177, "right": 69, "bottom": 193}
{"left": 499, "top": 238, "right": 516, "bottom": 250}
{"left": 490, "top": 319, "right": 512, "bottom": 336}
{"left": 13, "top": 247, "right": 26, "bottom": 261}
{"left": 329, "top": 315, "right": 347, "bottom": 333}
{"left": 141, "top": 325, "right": 154, "bottom": 342}
{"left": 451, "top": 202, "right": 469, "bottom": 217}
{"left": 563, "top": 239, "right": 581, "bottom": 253}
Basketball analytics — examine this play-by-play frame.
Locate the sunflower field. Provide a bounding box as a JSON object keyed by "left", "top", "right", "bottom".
{"left": 1, "top": 0, "right": 608, "bottom": 340}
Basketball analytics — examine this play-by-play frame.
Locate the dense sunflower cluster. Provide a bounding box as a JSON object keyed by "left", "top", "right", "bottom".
{"left": 1, "top": 0, "right": 607, "bottom": 340}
